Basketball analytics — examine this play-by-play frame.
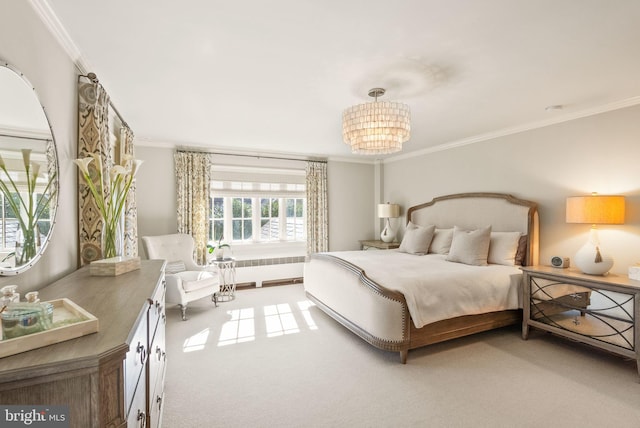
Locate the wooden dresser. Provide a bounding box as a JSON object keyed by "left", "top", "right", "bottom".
{"left": 0, "top": 260, "right": 167, "bottom": 428}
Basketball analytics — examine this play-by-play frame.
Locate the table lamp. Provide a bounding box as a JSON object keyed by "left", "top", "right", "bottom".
{"left": 566, "top": 194, "right": 625, "bottom": 275}
{"left": 378, "top": 203, "right": 400, "bottom": 243}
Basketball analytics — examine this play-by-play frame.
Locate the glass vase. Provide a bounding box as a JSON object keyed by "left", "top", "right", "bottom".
{"left": 101, "top": 215, "right": 124, "bottom": 259}
{"left": 15, "top": 226, "right": 39, "bottom": 266}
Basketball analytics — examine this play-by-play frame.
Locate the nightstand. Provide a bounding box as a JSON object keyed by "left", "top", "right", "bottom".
{"left": 521, "top": 265, "right": 640, "bottom": 377}
{"left": 359, "top": 240, "right": 400, "bottom": 250}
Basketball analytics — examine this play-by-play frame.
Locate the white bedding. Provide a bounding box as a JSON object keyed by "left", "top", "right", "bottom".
{"left": 325, "top": 250, "right": 523, "bottom": 328}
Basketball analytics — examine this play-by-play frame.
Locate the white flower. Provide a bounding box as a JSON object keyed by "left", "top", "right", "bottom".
{"left": 73, "top": 157, "right": 94, "bottom": 176}
{"left": 21, "top": 149, "right": 31, "bottom": 170}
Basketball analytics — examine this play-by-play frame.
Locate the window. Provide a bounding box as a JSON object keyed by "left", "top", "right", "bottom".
{"left": 208, "top": 164, "right": 306, "bottom": 245}
{"left": 286, "top": 198, "right": 304, "bottom": 240}
{"left": 232, "top": 197, "right": 252, "bottom": 241}
{"left": 210, "top": 197, "right": 224, "bottom": 242}
{"left": 260, "top": 198, "right": 279, "bottom": 241}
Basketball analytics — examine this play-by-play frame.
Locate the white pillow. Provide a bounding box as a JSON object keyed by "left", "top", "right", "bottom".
{"left": 428, "top": 228, "right": 454, "bottom": 254}
{"left": 446, "top": 226, "right": 492, "bottom": 266}
{"left": 399, "top": 222, "right": 436, "bottom": 255}
{"left": 488, "top": 231, "right": 522, "bottom": 266}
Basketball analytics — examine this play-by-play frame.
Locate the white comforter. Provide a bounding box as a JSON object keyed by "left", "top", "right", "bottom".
{"left": 327, "top": 250, "right": 523, "bottom": 328}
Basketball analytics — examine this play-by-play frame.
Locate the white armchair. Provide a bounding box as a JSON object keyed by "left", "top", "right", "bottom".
{"left": 142, "top": 233, "right": 219, "bottom": 320}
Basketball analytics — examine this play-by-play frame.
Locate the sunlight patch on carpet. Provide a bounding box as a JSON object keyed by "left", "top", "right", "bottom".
{"left": 265, "top": 303, "right": 299, "bottom": 337}
{"left": 219, "top": 307, "right": 256, "bottom": 346}
{"left": 297, "top": 300, "right": 318, "bottom": 330}
{"left": 217, "top": 299, "right": 317, "bottom": 346}
{"left": 183, "top": 328, "right": 210, "bottom": 352}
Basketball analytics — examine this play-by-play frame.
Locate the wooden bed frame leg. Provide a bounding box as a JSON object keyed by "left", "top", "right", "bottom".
{"left": 400, "top": 350, "right": 408, "bottom": 364}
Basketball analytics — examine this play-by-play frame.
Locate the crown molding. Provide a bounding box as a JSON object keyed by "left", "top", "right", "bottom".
{"left": 385, "top": 96, "right": 640, "bottom": 164}
{"left": 28, "top": 0, "right": 91, "bottom": 74}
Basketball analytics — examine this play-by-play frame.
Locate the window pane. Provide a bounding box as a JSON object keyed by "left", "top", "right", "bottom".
{"left": 213, "top": 220, "right": 224, "bottom": 241}
{"left": 286, "top": 199, "right": 294, "bottom": 217}
{"left": 261, "top": 199, "right": 269, "bottom": 217}
{"left": 270, "top": 198, "right": 278, "bottom": 217}
{"left": 296, "top": 199, "right": 303, "bottom": 217}
{"left": 232, "top": 219, "right": 242, "bottom": 240}
{"left": 243, "top": 198, "right": 252, "bottom": 217}
{"left": 213, "top": 197, "right": 224, "bottom": 218}
{"left": 4, "top": 194, "right": 19, "bottom": 219}
{"left": 232, "top": 198, "right": 242, "bottom": 217}
{"left": 243, "top": 219, "right": 252, "bottom": 239}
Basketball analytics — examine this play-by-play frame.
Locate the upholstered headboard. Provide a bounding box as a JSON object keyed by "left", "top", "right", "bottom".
{"left": 407, "top": 193, "right": 539, "bottom": 266}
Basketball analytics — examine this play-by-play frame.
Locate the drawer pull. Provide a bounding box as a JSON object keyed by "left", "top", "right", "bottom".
{"left": 136, "top": 409, "right": 146, "bottom": 428}
{"left": 156, "top": 395, "right": 163, "bottom": 411}
{"left": 156, "top": 345, "right": 162, "bottom": 361}
{"left": 137, "top": 342, "right": 146, "bottom": 364}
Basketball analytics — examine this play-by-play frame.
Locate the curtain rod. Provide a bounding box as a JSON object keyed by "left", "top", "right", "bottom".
{"left": 176, "top": 148, "right": 327, "bottom": 164}
{"left": 0, "top": 133, "right": 51, "bottom": 143}
{"left": 78, "top": 73, "right": 130, "bottom": 129}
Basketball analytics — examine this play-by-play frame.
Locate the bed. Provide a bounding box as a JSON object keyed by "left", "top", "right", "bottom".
{"left": 304, "top": 192, "right": 540, "bottom": 363}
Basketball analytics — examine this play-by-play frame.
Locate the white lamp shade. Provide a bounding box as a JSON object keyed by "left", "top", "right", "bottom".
{"left": 378, "top": 203, "right": 400, "bottom": 218}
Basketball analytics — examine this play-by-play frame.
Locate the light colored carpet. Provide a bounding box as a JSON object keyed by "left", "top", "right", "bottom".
{"left": 163, "top": 284, "right": 640, "bottom": 428}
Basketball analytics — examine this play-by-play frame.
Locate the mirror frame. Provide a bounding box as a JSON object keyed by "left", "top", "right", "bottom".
{"left": 0, "top": 61, "right": 60, "bottom": 276}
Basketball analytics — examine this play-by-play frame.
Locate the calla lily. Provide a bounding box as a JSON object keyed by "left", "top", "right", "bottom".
{"left": 75, "top": 153, "right": 142, "bottom": 258}
{"left": 131, "top": 160, "right": 144, "bottom": 177}
{"left": 90, "top": 153, "right": 103, "bottom": 179}
{"left": 73, "top": 157, "right": 94, "bottom": 176}
{"left": 21, "top": 149, "right": 32, "bottom": 170}
{"left": 110, "top": 165, "right": 128, "bottom": 180}
{"left": 31, "top": 162, "right": 41, "bottom": 179}
{"left": 0, "top": 149, "right": 56, "bottom": 266}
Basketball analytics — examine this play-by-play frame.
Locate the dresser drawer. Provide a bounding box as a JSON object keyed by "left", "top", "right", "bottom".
{"left": 148, "top": 321, "right": 166, "bottom": 390}
{"left": 124, "top": 311, "right": 148, "bottom": 414}
{"left": 149, "top": 276, "right": 166, "bottom": 343}
{"left": 127, "top": 375, "right": 147, "bottom": 428}
{"left": 149, "top": 369, "right": 165, "bottom": 428}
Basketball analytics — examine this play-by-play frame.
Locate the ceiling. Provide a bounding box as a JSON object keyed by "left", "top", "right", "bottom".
{"left": 41, "top": 0, "right": 640, "bottom": 160}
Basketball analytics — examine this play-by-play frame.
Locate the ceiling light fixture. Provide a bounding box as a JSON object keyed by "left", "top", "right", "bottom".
{"left": 342, "top": 88, "right": 411, "bottom": 155}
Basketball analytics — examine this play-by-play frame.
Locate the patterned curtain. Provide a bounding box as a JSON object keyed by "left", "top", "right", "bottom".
{"left": 121, "top": 126, "right": 138, "bottom": 257}
{"left": 305, "top": 161, "right": 329, "bottom": 254}
{"left": 175, "top": 151, "right": 212, "bottom": 264}
{"left": 77, "top": 78, "right": 111, "bottom": 265}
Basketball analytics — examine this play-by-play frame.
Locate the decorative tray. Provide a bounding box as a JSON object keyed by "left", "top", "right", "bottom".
{"left": 0, "top": 298, "right": 99, "bottom": 358}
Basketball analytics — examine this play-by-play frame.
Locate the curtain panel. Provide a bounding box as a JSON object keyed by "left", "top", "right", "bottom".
{"left": 121, "top": 126, "right": 138, "bottom": 257}
{"left": 175, "top": 151, "right": 212, "bottom": 264}
{"left": 77, "top": 79, "right": 111, "bottom": 265}
{"left": 305, "top": 161, "right": 328, "bottom": 254}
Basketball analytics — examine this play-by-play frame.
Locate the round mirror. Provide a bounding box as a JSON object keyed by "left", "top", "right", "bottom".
{"left": 0, "top": 62, "right": 59, "bottom": 275}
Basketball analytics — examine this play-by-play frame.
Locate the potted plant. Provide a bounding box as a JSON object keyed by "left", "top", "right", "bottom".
{"left": 207, "top": 237, "right": 231, "bottom": 261}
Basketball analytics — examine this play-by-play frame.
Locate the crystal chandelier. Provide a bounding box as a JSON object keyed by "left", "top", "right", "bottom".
{"left": 342, "top": 88, "right": 411, "bottom": 155}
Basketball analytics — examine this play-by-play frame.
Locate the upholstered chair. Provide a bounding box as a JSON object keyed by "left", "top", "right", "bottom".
{"left": 142, "top": 233, "right": 219, "bottom": 320}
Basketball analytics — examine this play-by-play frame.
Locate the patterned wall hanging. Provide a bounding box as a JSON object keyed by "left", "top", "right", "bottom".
{"left": 77, "top": 74, "right": 138, "bottom": 265}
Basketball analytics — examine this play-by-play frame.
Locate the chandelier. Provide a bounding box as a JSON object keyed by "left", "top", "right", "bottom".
{"left": 342, "top": 88, "right": 411, "bottom": 155}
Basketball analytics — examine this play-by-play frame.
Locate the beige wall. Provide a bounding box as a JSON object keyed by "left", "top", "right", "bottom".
{"left": 0, "top": 1, "right": 79, "bottom": 291}
{"left": 328, "top": 160, "right": 375, "bottom": 251}
{"left": 383, "top": 104, "right": 640, "bottom": 275}
{"left": 135, "top": 146, "right": 178, "bottom": 252}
